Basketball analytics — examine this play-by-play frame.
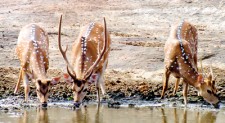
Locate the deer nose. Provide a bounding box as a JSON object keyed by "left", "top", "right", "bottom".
{"left": 212, "top": 101, "right": 220, "bottom": 109}
{"left": 74, "top": 102, "right": 81, "bottom": 108}
{"left": 41, "top": 102, "right": 48, "bottom": 108}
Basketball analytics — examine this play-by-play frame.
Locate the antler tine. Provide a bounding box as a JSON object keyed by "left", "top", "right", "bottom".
{"left": 200, "top": 58, "right": 205, "bottom": 77}
{"left": 210, "top": 63, "right": 214, "bottom": 79}
{"left": 58, "top": 15, "right": 76, "bottom": 78}
{"left": 84, "top": 17, "right": 108, "bottom": 80}
{"left": 67, "top": 66, "right": 76, "bottom": 80}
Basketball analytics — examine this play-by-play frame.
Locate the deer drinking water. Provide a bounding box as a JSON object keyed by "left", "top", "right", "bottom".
{"left": 14, "top": 24, "right": 60, "bottom": 107}
{"left": 58, "top": 15, "right": 111, "bottom": 108}
{"left": 161, "top": 20, "right": 219, "bottom": 108}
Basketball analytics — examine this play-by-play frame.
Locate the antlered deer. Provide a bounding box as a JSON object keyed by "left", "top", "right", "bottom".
{"left": 15, "top": 24, "right": 60, "bottom": 107}
{"left": 161, "top": 20, "right": 219, "bottom": 108}
{"left": 58, "top": 15, "right": 110, "bottom": 108}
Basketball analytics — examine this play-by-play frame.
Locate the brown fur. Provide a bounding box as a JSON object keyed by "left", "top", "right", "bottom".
{"left": 15, "top": 24, "right": 59, "bottom": 104}
{"left": 161, "top": 21, "right": 219, "bottom": 106}
{"left": 59, "top": 16, "right": 110, "bottom": 106}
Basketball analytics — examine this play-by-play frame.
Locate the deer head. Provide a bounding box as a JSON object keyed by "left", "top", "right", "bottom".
{"left": 196, "top": 65, "right": 219, "bottom": 108}
{"left": 35, "top": 77, "right": 60, "bottom": 107}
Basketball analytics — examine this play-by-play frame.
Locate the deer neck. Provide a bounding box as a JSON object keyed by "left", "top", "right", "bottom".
{"left": 179, "top": 64, "right": 199, "bottom": 88}
{"left": 30, "top": 53, "right": 47, "bottom": 80}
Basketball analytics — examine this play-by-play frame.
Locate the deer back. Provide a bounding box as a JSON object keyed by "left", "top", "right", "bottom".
{"left": 71, "top": 22, "right": 111, "bottom": 79}
{"left": 16, "top": 24, "right": 49, "bottom": 79}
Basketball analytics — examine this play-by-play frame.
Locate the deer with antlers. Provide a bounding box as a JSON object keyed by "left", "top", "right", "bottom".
{"left": 14, "top": 24, "right": 60, "bottom": 107}
{"left": 161, "top": 20, "right": 219, "bottom": 108}
{"left": 58, "top": 15, "right": 110, "bottom": 108}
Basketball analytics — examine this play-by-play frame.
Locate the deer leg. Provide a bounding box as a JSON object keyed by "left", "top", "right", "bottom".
{"left": 95, "top": 79, "right": 101, "bottom": 104}
{"left": 99, "top": 75, "right": 110, "bottom": 101}
{"left": 161, "top": 67, "right": 171, "bottom": 99}
{"left": 173, "top": 78, "right": 180, "bottom": 96}
{"left": 23, "top": 72, "right": 30, "bottom": 102}
{"left": 14, "top": 68, "right": 23, "bottom": 93}
{"left": 183, "top": 82, "right": 188, "bottom": 106}
{"left": 99, "top": 76, "right": 106, "bottom": 95}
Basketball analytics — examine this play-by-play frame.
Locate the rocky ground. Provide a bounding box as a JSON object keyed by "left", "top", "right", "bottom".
{"left": 0, "top": 0, "right": 225, "bottom": 109}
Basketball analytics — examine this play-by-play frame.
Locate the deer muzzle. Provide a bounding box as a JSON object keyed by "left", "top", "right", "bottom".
{"left": 41, "top": 102, "right": 48, "bottom": 108}
{"left": 74, "top": 101, "right": 81, "bottom": 108}
{"left": 212, "top": 101, "right": 220, "bottom": 109}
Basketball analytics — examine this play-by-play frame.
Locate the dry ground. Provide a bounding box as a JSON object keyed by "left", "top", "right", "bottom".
{"left": 0, "top": 0, "right": 225, "bottom": 102}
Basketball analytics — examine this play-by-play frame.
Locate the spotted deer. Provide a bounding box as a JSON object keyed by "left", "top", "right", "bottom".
{"left": 14, "top": 24, "right": 60, "bottom": 107}
{"left": 58, "top": 15, "right": 110, "bottom": 108}
{"left": 161, "top": 20, "right": 219, "bottom": 108}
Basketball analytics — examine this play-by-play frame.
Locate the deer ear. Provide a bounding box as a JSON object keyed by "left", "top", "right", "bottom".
{"left": 208, "top": 74, "right": 212, "bottom": 82}
{"left": 87, "top": 73, "right": 98, "bottom": 85}
{"left": 36, "top": 79, "right": 42, "bottom": 85}
{"left": 51, "top": 77, "right": 61, "bottom": 85}
{"left": 197, "top": 74, "right": 204, "bottom": 83}
{"left": 63, "top": 73, "right": 73, "bottom": 83}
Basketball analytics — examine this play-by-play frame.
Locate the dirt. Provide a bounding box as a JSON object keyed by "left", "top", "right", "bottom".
{"left": 0, "top": 0, "right": 225, "bottom": 107}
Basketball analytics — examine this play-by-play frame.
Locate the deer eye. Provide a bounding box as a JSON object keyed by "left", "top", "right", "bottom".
{"left": 207, "top": 90, "right": 212, "bottom": 94}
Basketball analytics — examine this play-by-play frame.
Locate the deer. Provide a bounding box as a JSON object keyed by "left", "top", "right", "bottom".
{"left": 58, "top": 15, "right": 111, "bottom": 108}
{"left": 161, "top": 20, "right": 219, "bottom": 108}
{"left": 14, "top": 24, "right": 60, "bottom": 107}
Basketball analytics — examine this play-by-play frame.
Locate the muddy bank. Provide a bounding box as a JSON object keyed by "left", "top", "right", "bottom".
{"left": 0, "top": 0, "right": 225, "bottom": 111}
{"left": 0, "top": 67, "right": 225, "bottom": 108}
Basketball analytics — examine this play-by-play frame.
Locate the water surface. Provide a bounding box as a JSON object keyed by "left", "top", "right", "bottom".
{"left": 0, "top": 105, "right": 224, "bottom": 123}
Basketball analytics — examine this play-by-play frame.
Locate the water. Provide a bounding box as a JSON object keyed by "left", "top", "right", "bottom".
{"left": 0, "top": 104, "right": 224, "bottom": 123}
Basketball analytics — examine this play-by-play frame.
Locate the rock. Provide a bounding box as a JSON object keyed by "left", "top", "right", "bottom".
{"left": 4, "top": 108, "right": 8, "bottom": 111}
{"left": 62, "top": 93, "right": 67, "bottom": 99}
{"left": 128, "top": 103, "right": 135, "bottom": 108}
{"left": 171, "top": 102, "right": 177, "bottom": 107}
{"left": 110, "top": 92, "right": 125, "bottom": 100}
{"left": 108, "top": 101, "right": 121, "bottom": 109}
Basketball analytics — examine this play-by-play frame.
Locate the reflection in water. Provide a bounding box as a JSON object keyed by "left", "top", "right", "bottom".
{"left": 197, "top": 110, "right": 217, "bottom": 123}
{"left": 160, "top": 107, "right": 217, "bottom": 123}
{"left": 18, "top": 110, "right": 28, "bottom": 123}
{"left": 18, "top": 108, "right": 49, "bottom": 123}
{"left": 72, "top": 105, "right": 103, "bottom": 123}
{"left": 161, "top": 108, "right": 167, "bottom": 123}
{"left": 0, "top": 105, "right": 222, "bottom": 123}
{"left": 36, "top": 108, "right": 48, "bottom": 123}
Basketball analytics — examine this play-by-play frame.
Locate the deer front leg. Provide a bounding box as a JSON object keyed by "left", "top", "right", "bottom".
{"left": 173, "top": 78, "right": 180, "bottom": 96}
{"left": 95, "top": 79, "right": 100, "bottom": 104}
{"left": 183, "top": 82, "right": 188, "bottom": 106}
{"left": 161, "top": 67, "right": 171, "bottom": 99}
{"left": 23, "top": 72, "right": 30, "bottom": 102}
{"left": 99, "top": 76, "right": 106, "bottom": 95}
{"left": 14, "top": 68, "right": 23, "bottom": 93}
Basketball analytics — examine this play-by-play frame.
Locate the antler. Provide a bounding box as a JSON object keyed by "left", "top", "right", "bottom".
{"left": 58, "top": 15, "right": 76, "bottom": 79}
{"left": 210, "top": 63, "right": 214, "bottom": 77}
{"left": 200, "top": 58, "right": 206, "bottom": 77}
{"left": 83, "top": 17, "right": 108, "bottom": 80}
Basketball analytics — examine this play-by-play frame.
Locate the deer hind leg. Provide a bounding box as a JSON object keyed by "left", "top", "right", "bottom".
{"left": 99, "top": 76, "right": 106, "bottom": 95}
{"left": 173, "top": 78, "right": 180, "bottom": 96}
{"left": 95, "top": 73, "right": 101, "bottom": 104}
{"left": 161, "top": 67, "right": 171, "bottom": 99}
{"left": 14, "top": 67, "right": 23, "bottom": 93}
{"left": 23, "top": 71, "right": 30, "bottom": 102}
{"left": 183, "top": 81, "right": 188, "bottom": 106}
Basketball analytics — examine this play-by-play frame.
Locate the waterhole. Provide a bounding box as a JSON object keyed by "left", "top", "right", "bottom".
{"left": 0, "top": 104, "right": 224, "bottom": 123}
